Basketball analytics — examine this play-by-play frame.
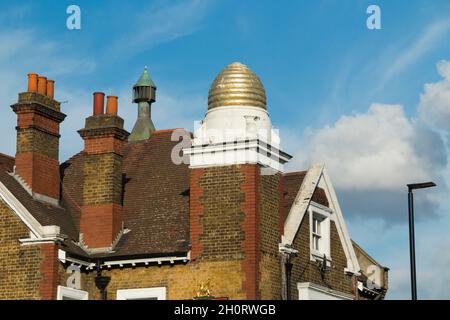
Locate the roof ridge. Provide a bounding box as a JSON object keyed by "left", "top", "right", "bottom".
{"left": 0, "top": 152, "right": 14, "bottom": 160}
{"left": 61, "top": 150, "right": 83, "bottom": 166}
{"left": 152, "top": 128, "right": 188, "bottom": 135}
{"left": 283, "top": 170, "right": 307, "bottom": 176}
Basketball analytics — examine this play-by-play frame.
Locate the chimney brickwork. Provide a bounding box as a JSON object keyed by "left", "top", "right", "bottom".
{"left": 78, "top": 92, "right": 129, "bottom": 250}
{"left": 11, "top": 73, "right": 65, "bottom": 202}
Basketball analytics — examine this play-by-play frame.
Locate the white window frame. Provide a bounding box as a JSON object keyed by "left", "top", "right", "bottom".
{"left": 116, "top": 287, "right": 166, "bottom": 300}
{"left": 309, "top": 202, "right": 332, "bottom": 263}
{"left": 57, "top": 285, "right": 88, "bottom": 300}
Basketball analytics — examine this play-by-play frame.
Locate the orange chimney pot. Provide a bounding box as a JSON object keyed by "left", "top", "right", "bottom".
{"left": 46, "top": 80, "right": 55, "bottom": 99}
{"left": 93, "top": 92, "right": 105, "bottom": 115}
{"left": 37, "top": 76, "right": 47, "bottom": 95}
{"left": 27, "top": 73, "right": 38, "bottom": 93}
{"left": 106, "top": 96, "right": 118, "bottom": 115}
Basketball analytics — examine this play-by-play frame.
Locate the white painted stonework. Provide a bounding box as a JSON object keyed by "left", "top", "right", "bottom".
{"left": 185, "top": 105, "right": 291, "bottom": 172}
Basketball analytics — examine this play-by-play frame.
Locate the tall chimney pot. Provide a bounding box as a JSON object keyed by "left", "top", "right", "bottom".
{"left": 47, "top": 80, "right": 55, "bottom": 99}
{"left": 27, "top": 73, "right": 38, "bottom": 93}
{"left": 106, "top": 96, "right": 118, "bottom": 115}
{"left": 37, "top": 76, "right": 47, "bottom": 95}
{"left": 93, "top": 92, "right": 105, "bottom": 115}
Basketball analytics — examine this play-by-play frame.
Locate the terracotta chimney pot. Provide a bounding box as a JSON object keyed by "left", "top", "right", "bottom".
{"left": 27, "top": 73, "right": 38, "bottom": 93}
{"left": 46, "top": 80, "right": 55, "bottom": 99}
{"left": 37, "top": 76, "right": 47, "bottom": 95}
{"left": 93, "top": 92, "right": 105, "bottom": 116}
{"left": 106, "top": 96, "right": 118, "bottom": 115}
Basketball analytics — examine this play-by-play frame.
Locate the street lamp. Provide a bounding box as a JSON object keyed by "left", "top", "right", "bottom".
{"left": 407, "top": 182, "right": 436, "bottom": 300}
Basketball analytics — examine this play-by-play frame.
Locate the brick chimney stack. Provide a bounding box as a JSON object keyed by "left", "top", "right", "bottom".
{"left": 11, "top": 73, "right": 66, "bottom": 204}
{"left": 78, "top": 93, "right": 129, "bottom": 251}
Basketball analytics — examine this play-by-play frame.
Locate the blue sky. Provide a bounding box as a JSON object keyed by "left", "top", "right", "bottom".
{"left": 1, "top": 0, "right": 450, "bottom": 299}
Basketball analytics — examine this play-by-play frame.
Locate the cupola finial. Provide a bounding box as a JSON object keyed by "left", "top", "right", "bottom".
{"left": 129, "top": 66, "right": 157, "bottom": 142}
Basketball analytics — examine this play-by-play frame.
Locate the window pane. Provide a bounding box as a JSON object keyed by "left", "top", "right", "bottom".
{"left": 313, "top": 235, "right": 320, "bottom": 251}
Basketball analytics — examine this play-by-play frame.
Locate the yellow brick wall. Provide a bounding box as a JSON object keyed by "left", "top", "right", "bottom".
{"left": 290, "top": 212, "right": 355, "bottom": 298}
{"left": 0, "top": 201, "right": 42, "bottom": 299}
{"left": 61, "top": 260, "right": 246, "bottom": 300}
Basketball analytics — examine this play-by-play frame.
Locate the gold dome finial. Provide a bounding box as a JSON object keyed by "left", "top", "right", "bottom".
{"left": 208, "top": 62, "right": 266, "bottom": 110}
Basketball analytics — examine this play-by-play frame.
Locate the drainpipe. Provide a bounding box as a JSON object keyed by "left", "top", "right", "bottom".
{"left": 285, "top": 258, "right": 293, "bottom": 300}
{"left": 94, "top": 260, "right": 111, "bottom": 300}
{"left": 279, "top": 244, "right": 298, "bottom": 300}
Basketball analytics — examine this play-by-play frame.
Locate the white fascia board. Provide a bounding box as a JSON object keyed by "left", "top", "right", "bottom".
{"left": 0, "top": 180, "right": 63, "bottom": 243}
{"left": 281, "top": 164, "right": 324, "bottom": 246}
{"left": 320, "top": 168, "right": 360, "bottom": 275}
{"left": 103, "top": 255, "right": 190, "bottom": 268}
{"left": 60, "top": 251, "right": 191, "bottom": 270}
{"left": 19, "top": 237, "right": 64, "bottom": 245}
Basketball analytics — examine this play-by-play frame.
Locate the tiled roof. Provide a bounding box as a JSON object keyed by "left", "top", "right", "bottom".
{"left": 60, "top": 129, "right": 191, "bottom": 258}
{"left": 0, "top": 136, "right": 329, "bottom": 260}
{"left": 0, "top": 156, "right": 79, "bottom": 255}
{"left": 283, "top": 171, "right": 329, "bottom": 214}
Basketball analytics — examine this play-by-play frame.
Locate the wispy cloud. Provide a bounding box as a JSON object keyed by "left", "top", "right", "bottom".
{"left": 379, "top": 19, "right": 450, "bottom": 88}
{"left": 110, "top": 0, "right": 210, "bottom": 57}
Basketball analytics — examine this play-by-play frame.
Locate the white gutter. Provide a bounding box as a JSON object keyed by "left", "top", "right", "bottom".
{"left": 58, "top": 250, "right": 191, "bottom": 270}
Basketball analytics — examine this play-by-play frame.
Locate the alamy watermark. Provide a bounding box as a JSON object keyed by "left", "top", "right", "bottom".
{"left": 367, "top": 5, "right": 381, "bottom": 30}
{"left": 66, "top": 5, "right": 81, "bottom": 30}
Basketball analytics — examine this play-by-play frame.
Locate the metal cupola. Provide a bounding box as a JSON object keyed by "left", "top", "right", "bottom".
{"left": 129, "top": 66, "right": 157, "bottom": 142}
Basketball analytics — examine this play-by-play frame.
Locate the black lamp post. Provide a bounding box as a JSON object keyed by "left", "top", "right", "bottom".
{"left": 407, "top": 182, "right": 436, "bottom": 300}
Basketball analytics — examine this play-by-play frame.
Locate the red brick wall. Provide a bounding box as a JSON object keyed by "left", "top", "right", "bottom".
{"left": 189, "top": 168, "right": 204, "bottom": 260}
{"left": 240, "top": 164, "right": 260, "bottom": 300}
{"left": 83, "top": 136, "right": 125, "bottom": 155}
{"left": 15, "top": 152, "right": 60, "bottom": 199}
{"left": 80, "top": 204, "right": 123, "bottom": 248}
{"left": 39, "top": 243, "right": 59, "bottom": 300}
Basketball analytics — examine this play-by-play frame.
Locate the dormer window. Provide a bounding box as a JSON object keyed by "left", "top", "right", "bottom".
{"left": 309, "top": 202, "right": 332, "bottom": 262}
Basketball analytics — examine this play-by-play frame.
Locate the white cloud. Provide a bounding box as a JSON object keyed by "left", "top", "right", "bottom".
{"left": 292, "top": 103, "right": 443, "bottom": 191}
{"left": 419, "top": 60, "right": 450, "bottom": 131}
